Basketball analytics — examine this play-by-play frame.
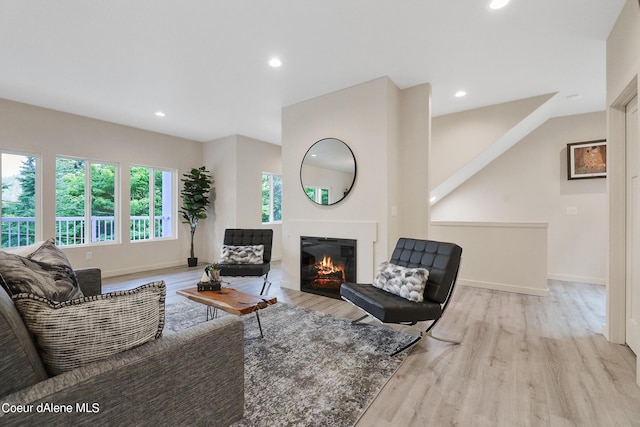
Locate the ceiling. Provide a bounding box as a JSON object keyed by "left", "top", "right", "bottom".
{"left": 0, "top": 0, "right": 626, "bottom": 144}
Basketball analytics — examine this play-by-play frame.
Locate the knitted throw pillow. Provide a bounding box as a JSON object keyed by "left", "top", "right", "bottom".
{"left": 220, "top": 245, "right": 264, "bottom": 264}
{"left": 12, "top": 281, "right": 166, "bottom": 376}
{"left": 372, "top": 262, "right": 429, "bottom": 303}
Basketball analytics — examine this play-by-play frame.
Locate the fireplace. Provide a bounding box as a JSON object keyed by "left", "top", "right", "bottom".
{"left": 300, "top": 236, "right": 356, "bottom": 299}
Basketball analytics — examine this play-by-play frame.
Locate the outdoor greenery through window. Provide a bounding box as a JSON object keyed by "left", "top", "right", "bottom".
{"left": 130, "top": 166, "right": 174, "bottom": 241}
{"left": 304, "top": 186, "right": 330, "bottom": 205}
{"left": 262, "top": 173, "right": 282, "bottom": 223}
{"left": 1, "top": 152, "right": 38, "bottom": 248}
{"left": 3, "top": 154, "right": 175, "bottom": 248}
{"left": 55, "top": 157, "right": 116, "bottom": 246}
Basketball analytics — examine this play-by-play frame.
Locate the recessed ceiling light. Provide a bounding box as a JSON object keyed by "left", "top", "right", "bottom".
{"left": 154, "top": 111, "right": 166, "bottom": 117}
{"left": 454, "top": 90, "right": 467, "bottom": 98}
{"left": 269, "top": 58, "right": 282, "bottom": 68}
{"left": 489, "top": 0, "right": 510, "bottom": 9}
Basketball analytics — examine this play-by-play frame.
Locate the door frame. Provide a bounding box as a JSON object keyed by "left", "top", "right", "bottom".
{"left": 607, "top": 76, "right": 638, "bottom": 345}
{"left": 626, "top": 94, "right": 639, "bottom": 354}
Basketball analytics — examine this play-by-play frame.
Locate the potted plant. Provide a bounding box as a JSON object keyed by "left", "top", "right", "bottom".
{"left": 197, "top": 263, "right": 221, "bottom": 291}
{"left": 180, "top": 166, "right": 213, "bottom": 267}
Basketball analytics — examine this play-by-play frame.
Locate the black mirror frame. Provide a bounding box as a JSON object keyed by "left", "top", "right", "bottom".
{"left": 300, "top": 138, "right": 357, "bottom": 206}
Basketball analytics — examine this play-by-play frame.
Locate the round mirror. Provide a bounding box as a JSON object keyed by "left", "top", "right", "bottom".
{"left": 300, "top": 138, "right": 356, "bottom": 205}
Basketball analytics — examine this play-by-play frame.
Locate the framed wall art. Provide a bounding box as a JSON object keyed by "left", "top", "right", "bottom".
{"left": 567, "top": 139, "right": 607, "bottom": 180}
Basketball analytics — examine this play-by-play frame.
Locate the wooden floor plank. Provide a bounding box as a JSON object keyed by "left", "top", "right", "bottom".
{"left": 103, "top": 265, "right": 640, "bottom": 427}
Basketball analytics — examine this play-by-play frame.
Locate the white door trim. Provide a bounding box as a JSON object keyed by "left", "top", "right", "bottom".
{"left": 606, "top": 76, "right": 638, "bottom": 344}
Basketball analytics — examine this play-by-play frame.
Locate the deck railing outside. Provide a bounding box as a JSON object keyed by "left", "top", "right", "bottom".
{"left": 1, "top": 216, "right": 169, "bottom": 248}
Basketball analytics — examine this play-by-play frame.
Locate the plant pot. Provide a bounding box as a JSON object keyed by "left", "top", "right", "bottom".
{"left": 188, "top": 257, "right": 198, "bottom": 267}
{"left": 210, "top": 270, "right": 220, "bottom": 282}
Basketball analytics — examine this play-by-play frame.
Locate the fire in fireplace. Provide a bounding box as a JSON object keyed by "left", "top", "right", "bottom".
{"left": 300, "top": 236, "right": 356, "bottom": 299}
{"left": 314, "top": 255, "right": 345, "bottom": 288}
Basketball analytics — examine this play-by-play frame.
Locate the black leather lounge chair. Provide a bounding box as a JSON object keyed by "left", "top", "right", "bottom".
{"left": 340, "top": 238, "right": 463, "bottom": 356}
{"left": 219, "top": 228, "right": 273, "bottom": 295}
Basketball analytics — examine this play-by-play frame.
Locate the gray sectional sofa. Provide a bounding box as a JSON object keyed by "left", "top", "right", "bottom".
{"left": 0, "top": 268, "right": 244, "bottom": 426}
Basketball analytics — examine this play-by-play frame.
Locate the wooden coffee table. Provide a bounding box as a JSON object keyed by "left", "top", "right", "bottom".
{"left": 176, "top": 287, "right": 277, "bottom": 338}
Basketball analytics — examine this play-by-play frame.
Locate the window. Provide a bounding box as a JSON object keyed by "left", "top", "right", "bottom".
{"left": 304, "top": 186, "right": 330, "bottom": 205}
{"left": 130, "top": 166, "right": 175, "bottom": 241}
{"left": 262, "top": 173, "right": 282, "bottom": 223}
{"left": 55, "top": 157, "right": 117, "bottom": 246}
{"left": 1, "top": 152, "right": 38, "bottom": 248}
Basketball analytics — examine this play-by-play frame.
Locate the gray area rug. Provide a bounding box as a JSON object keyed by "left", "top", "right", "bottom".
{"left": 164, "top": 298, "right": 415, "bottom": 427}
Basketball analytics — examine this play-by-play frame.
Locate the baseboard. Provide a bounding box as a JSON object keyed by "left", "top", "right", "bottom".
{"left": 101, "top": 260, "right": 187, "bottom": 278}
{"left": 547, "top": 274, "right": 606, "bottom": 286}
{"left": 103, "top": 258, "right": 283, "bottom": 280}
{"left": 279, "top": 279, "right": 297, "bottom": 291}
{"left": 458, "top": 279, "right": 549, "bottom": 297}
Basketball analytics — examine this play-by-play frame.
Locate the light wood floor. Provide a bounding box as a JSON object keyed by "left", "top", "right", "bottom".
{"left": 103, "top": 263, "right": 640, "bottom": 427}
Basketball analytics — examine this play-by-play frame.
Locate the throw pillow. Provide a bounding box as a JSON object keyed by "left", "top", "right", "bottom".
{"left": 372, "top": 262, "right": 429, "bottom": 303}
{"left": 1, "top": 239, "right": 47, "bottom": 257}
{"left": 12, "top": 280, "right": 166, "bottom": 376}
{"left": 220, "top": 244, "right": 264, "bottom": 264}
{"left": 0, "top": 238, "right": 83, "bottom": 302}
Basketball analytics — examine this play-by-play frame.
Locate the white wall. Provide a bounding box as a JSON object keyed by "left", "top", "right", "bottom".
{"left": 0, "top": 97, "right": 204, "bottom": 276}
{"left": 203, "top": 134, "right": 282, "bottom": 263}
{"left": 397, "top": 82, "right": 431, "bottom": 241}
{"left": 203, "top": 135, "right": 238, "bottom": 260}
{"left": 607, "top": 1, "right": 640, "bottom": 100}
{"left": 280, "top": 77, "right": 431, "bottom": 290}
{"left": 431, "top": 94, "right": 555, "bottom": 189}
{"left": 432, "top": 111, "right": 608, "bottom": 285}
{"left": 430, "top": 221, "right": 549, "bottom": 295}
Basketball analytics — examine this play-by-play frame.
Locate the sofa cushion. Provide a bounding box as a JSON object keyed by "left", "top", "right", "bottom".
{"left": 220, "top": 244, "right": 264, "bottom": 264}
{"left": 372, "top": 262, "right": 429, "bottom": 303}
{"left": 12, "top": 281, "right": 166, "bottom": 376}
{"left": 340, "top": 281, "right": 443, "bottom": 323}
{"left": 0, "top": 238, "right": 84, "bottom": 302}
{"left": 0, "top": 286, "right": 50, "bottom": 397}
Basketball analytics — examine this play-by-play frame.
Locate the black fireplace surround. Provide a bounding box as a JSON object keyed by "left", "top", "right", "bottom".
{"left": 300, "top": 236, "right": 356, "bottom": 299}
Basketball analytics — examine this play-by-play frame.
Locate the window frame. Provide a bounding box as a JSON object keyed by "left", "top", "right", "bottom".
{"left": 1, "top": 150, "right": 42, "bottom": 248}
{"left": 55, "top": 156, "right": 120, "bottom": 247}
{"left": 129, "top": 164, "right": 177, "bottom": 243}
{"left": 304, "top": 185, "right": 331, "bottom": 205}
{"left": 262, "top": 172, "right": 282, "bottom": 224}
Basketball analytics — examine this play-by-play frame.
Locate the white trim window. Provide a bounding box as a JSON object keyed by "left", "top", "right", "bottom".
{"left": 262, "top": 173, "right": 282, "bottom": 223}
{"left": 1, "top": 151, "right": 40, "bottom": 248}
{"left": 304, "top": 186, "right": 330, "bottom": 205}
{"left": 130, "top": 166, "right": 176, "bottom": 241}
{"left": 55, "top": 157, "right": 118, "bottom": 246}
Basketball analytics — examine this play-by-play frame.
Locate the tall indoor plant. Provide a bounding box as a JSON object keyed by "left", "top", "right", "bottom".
{"left": 180, "top": 166, "right": 212, "bottom": 267}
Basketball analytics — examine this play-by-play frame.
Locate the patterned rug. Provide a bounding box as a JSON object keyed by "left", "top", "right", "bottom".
{"left": 164, "top": 298, "right": 415, "bottom": 427}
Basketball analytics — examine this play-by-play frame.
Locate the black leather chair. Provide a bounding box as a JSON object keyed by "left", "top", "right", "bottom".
{"left": 340, "top": 238, "right": 462, "bottom": 355}
{"left": 219, "top": 229, "right": 273, "bottom": 295}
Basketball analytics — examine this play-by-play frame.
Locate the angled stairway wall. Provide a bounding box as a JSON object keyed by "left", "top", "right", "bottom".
{"left": 430, "top": 109, "right": 608, "bottom": 288}
{"left": 430, "top": 93, "right": 558, "bottom": 204}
